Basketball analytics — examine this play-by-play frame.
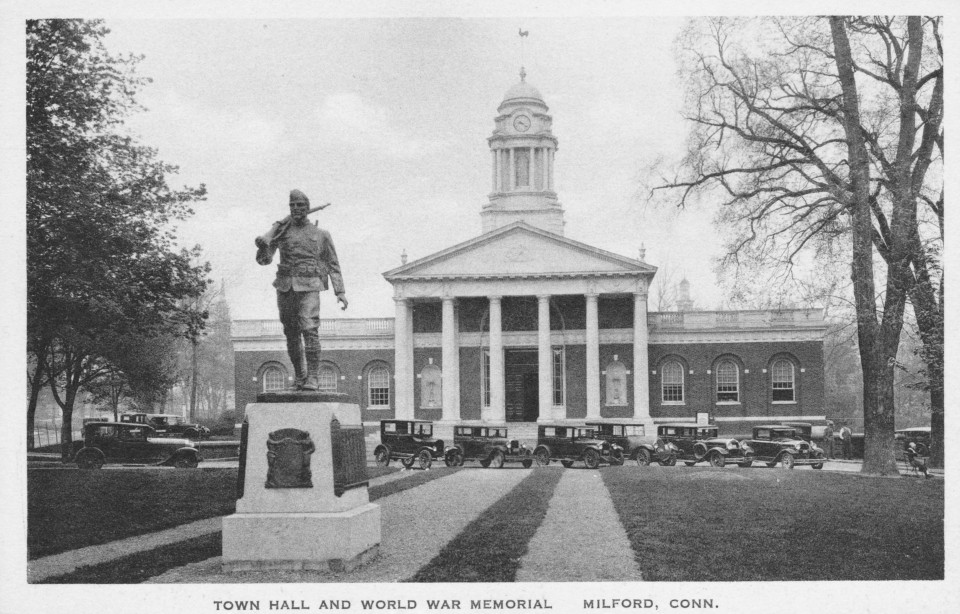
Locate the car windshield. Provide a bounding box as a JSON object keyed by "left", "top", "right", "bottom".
{"left": 772, "top": 430, "right": 796, "bottom": 439}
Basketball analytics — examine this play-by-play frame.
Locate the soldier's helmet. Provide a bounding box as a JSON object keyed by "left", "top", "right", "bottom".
{"left": 289, "top": 189, "right": 310, "bottom": 207}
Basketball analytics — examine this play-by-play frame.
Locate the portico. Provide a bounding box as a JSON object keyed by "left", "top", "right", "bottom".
{"left": 384, "top": 222, "right": 656, "bottom": 427}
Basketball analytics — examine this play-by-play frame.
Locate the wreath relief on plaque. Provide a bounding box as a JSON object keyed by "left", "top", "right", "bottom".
{"left": 266, "top": 428, "right": 315, "bottom": 488}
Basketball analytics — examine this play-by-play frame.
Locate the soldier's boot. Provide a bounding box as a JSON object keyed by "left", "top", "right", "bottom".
{"left": 286, "top": 335, "right": 306, "bottom": 390}
{"left": 302, "top": 330, "right": 321, "bottom": 391}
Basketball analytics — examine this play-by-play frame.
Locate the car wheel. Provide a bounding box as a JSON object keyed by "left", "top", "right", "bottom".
{"left": 693, "top": 442, "right": 708, "bottom": 460}
{"left": 417, "top": 450, "right": 433, "bottom": 470}
{"left": 635, "top": 448, "right": 652, "bottom": 467}
{"left": 583, "top": 449, "right": 601, "bottom": 469}
{"left": 534, "top": 447, "right": 550, "bottom": 467}
{"left": 479, "top": 458, "right": 491, "bottom": 468}
{"left": 488, "top": 450, "right": 505, "bottom": 468}
{"left": 76, "top": 450, "right": 103, "bottom": 470}
{"left": 444, "top": 449, "right": 462, "bottom": 467}
{"left": 611, "top": 448, "right": 625, "bottom": 465}
{"left": 174, "top": 455, "right": 199, "bottom": 469}
{"left": 374, "top": 446, "right": 390, "bottom": 467}
{"left": 522, "top": 458, "right": 533, "bottom": 468}
{"left": 560, "top": 460, "right": 574, "bottom": 468}
{"left": 709, "top": 452, "right": 726, "bottom": 468}
{"left": 660, "top": 455, "right": 677, "bottom": 467}
{"left": 780, "top": 453, "right": 796, "bottom": 469}
{"left": 401, "top": 456, "right": 416, "bottom": 469}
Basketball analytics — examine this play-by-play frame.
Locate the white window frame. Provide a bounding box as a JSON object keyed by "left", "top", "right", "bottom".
{"left": 318, "top": 364, "right": 338, "bottom": 392}
{"left": 716, "top": 360, "right": 740, "bottom": 403}
{"left": 367, "top": 365, "right": 391, "bottom": 408}
{"left": 262, "top": 366, "right": 286, "bottom": 392}
{"left": 661, "top": 361, "right": 685, "bottom": 404}
{"left": 771, "top": 359, "right": 796, "bottom": 403}
{"left": 552, "top": 346, "right": 565, "bottom": 407}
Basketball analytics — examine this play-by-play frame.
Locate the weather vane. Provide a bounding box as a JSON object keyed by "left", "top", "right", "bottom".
{"left": 519, "top": 28, "right": 529, "bottom": 81}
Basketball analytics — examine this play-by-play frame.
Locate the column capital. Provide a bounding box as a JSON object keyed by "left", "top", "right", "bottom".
{"left": 633, "top": 291, "right": 649, "bottom": 300}
{"left": 393, "top": 297, "right": 411, "bottom": 305}
{"left": 584, "top": 292, "right": 600, "bottom": 300}
{"left": 488, "top": 295, "right": 503, "bottom": 303}
{"left": 537, "top": 294, "right": 552, "bottom": 302}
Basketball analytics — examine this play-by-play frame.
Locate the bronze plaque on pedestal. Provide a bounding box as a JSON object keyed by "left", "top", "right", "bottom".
{"left": 266, "top": 428, "right": 315, "bottom": 488}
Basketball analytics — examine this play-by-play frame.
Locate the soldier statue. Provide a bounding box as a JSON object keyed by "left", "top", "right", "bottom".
{"left": 255, "top": 190, "right": 348, "bottom": 390}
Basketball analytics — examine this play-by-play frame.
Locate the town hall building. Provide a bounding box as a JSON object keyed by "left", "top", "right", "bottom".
{"left": 232, "top": 72, "right": 828, "bottom": 438}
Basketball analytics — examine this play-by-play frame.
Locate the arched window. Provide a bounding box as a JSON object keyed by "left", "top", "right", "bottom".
{"left": 716, "top": 360, "right": 739, "bottom": 402}
{"left": 771, "top": 359, "right": 795, "bottom": 402}
{"left": 318, "top": 364, "right": 339, "bottom": 392}
{"left": 367, "top": 365, "right": 391, "bottom": 408}
{"left": 661, "top": 361, "right": 684, "bottom": 403}
{"left": 261, "top": 366, "right": 286, "bottom": 392}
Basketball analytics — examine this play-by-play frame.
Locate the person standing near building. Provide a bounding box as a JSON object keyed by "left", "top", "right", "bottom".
{"left": 824, "top": 421, "right": 835, "bottom": 459}
{"left": 839, "top": 424, "right": 853, "bottom": 460}
{"left": 255, "top": 189, "right": 348, "bottom": 390}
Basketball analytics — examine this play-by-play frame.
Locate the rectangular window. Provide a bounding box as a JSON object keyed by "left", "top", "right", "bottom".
{"left": 552, "top": 347, "right": 565, "bottom": 406}
{"left": 368, "top": 367, "right": 390, "bottom": 407}
{"left": 482, "top": 351, "right": 491, "bottom": 407}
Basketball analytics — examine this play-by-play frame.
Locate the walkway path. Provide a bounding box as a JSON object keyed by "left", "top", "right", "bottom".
{"left": 515, "top": 470, "right": 642, "bottom": 582}
{"left": 147, "top": 468, "right": 531, "bottom": 583}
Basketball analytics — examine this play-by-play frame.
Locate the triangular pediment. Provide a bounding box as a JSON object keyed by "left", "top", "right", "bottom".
{"left": 384, "top": 222, "right": 655, "bottom": 280}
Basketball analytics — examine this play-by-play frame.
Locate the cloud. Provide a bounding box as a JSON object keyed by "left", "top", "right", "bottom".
{"left": 316, "top": 92, "right": 447, "bottom": 161}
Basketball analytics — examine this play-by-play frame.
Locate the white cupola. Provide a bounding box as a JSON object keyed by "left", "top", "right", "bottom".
{"left": 481, "top": 68, "right": 564, "bottom": 235}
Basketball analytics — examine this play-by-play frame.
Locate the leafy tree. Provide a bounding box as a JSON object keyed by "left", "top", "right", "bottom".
{"left": 656, "top": 16, "right": 942, "bottom": 473}
{"left": 27, "top": 19, "right": 209, "bottom": 455}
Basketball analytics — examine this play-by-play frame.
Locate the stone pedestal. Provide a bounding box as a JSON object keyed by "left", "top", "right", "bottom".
{"left": 222, "top": 392, "right": 381, "bottom": 572}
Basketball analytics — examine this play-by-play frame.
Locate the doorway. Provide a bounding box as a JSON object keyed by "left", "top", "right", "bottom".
{"left": 505, "top": 349, "right": 538, "bottom": 422}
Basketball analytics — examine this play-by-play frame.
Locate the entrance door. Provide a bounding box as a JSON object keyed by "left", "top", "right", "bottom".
{"left": 505, "top": 350, "right": 538, "bottom": 422}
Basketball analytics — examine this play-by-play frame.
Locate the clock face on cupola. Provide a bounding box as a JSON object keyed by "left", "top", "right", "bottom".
{"left": 513, "top": 114, "right": 531, "bottom": 132}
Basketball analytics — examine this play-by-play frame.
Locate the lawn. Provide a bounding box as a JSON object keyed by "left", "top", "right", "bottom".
{"left": 27, "top": 465, "right": 400, "bottom": 560}
{"left": 601, "top": 467, "right": 944, "bottom": 581}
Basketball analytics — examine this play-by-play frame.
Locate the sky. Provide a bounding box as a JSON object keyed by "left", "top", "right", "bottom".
{"left": 97, "top": 17, "right": 723, "bottom": 320}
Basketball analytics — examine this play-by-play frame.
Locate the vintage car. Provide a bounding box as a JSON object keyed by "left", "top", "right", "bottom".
{"left": 120, "top": 412, "right": 210, "bottom": 439}
{"left": 585, "top": 420, "right": 678, "bottom": 466}
{"left": 72, "top": 422, "right": 202, "bottom": 469}
{"left": 533, "top": 424, "right": 619, "bottom": 469}
{"left": 373, "top": 419, "right": 446, "bottom": 470}
{"left": 895, "top": 427, "right": 932, "bottom": 461}
{"left": 656, "top": 423, "right": 754, "bottom": 467}
{"left": 743, "top": 425, "right": 826, "bottom": 469}
{"left": 444, "top": 425, "right": 534, "bottom": 468}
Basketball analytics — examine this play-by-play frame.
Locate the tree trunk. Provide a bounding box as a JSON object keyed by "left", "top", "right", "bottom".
{"left": 831, "top": 17, "right": 902, "bottom": 475}
{"left": 26, "top": 349, "right": 48, "bottom": 451}
{"left": 190, "top": 338, "right": 199, "bottom": 423}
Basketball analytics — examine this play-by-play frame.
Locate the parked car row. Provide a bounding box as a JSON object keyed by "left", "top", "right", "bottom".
{"left": 372, "top": 419, "right": 826, "bottom": 471}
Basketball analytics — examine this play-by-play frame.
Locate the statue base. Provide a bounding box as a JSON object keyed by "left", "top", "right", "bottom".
{"left": 222, "top": 399, "right": 381, "bottom": 572}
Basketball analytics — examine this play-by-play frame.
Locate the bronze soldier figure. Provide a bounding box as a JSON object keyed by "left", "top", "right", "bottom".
{"left": 255, "top": 190, "right": 348, "bottom": 390}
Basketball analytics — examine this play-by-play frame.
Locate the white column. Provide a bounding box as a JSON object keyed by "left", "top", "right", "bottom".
{"left": 393, "top": 298, "right": 413, "bottom": 419}
{"left": 508, "top": 148, "right": 515, "bottom": 190}
{"left": 548, "top": 149, "right": 554, "bottom": 190}
{"left": 441, "top": 297, "right": 460, "bottom": 422}
{"left": 489, "top": 296, "right": 505, "bottom": 422}
{"left": 537, "top": 295, "right": 553, "bottom": 421}
{"left": 633, "top": 291, "right": 651, "bottom": 422}
{"left": 491, "top": 150, "right": 497, "bottom": 192}
{"left": 528, "top": 147, "right": 535, "bottom": 189}
{"left": 585, "top": 293, "right": 601, "bottom": 419}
